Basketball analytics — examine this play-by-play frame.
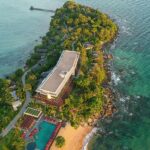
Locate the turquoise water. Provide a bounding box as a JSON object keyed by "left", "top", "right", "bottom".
{"left": 27, "top": 142, "right": 36, "bottom": 150}
{"left": 0, "top": 0, "right": 150, "bottom": 150}
{"left": 77, "top": 0, "right": 150, "bottom": 150}
{"left": 0, "top": 0, "right": 63, "bottom": 77}
{"left": 34, "top": 121, "right": 56, "bottom": 150}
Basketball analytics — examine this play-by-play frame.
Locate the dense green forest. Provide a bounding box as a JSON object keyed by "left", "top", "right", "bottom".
{"left": 0, "top": 69, "right": 25, "bottom": 150}
{"left": 0, "top": 79, "right": 16, "bottom": 132}
{"left": 27, "top": 1, "right": 117, "bottom": 127}
{"left": 0, "top": 69, "right": 25, "bottom": 133}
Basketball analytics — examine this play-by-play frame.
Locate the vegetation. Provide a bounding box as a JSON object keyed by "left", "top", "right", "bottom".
{"left": 0, "top": 68, "right": 26, "bottom": 132}
{"left": 0, "top": 79, "right": 16, "bottom": 132}
{"left": 46, "top": 1, "right": 117, "bottom": 126}
{"left": 0, "top": 1, "right": 117, "bottom": 148}
{"left": 28, "top": 1, "right": 117, "bottom": 127}
{"left": 0, "top": 129, "right": 25, "bottom": 150}
{"left": 55, "top": 136, "right": 65, "bottom": 148}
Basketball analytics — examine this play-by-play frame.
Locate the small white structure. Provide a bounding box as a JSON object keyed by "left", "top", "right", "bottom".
{"left": 36, "top": 50, "right": 80, "bottom": 99}
{"left": 84, "top": 42, "right": 94, "bottom": 50}
{"left": 12, "top": 101, "right": 22, "bottom": 111}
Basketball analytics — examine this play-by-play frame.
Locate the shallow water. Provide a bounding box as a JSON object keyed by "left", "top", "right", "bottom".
{"left": 0, "top": 0, "right": 63, "bottom": 77}
{"left": 0, "top": 0, "right": 150, "bottom": 149}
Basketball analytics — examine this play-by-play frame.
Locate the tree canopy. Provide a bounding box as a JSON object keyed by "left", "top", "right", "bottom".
{"left": 25, "top": 1, "right": 118, "bottom": 126}
{"left": 55, "top": 136, "right": 65, "bottom": 148}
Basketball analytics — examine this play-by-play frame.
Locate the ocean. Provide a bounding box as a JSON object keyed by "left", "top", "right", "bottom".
{"left": 0, "top": 0, "right": 150, "bottom": 150}
{"left": 0, "top": 0, "right": 63, "bottom": 77}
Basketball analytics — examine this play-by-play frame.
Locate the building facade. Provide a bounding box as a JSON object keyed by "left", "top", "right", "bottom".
{"left": 36, "top": 50, "right": 80, "bottom": 101}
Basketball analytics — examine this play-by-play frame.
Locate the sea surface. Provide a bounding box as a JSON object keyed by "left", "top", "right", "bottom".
{"left": 0, "top": 0, "right": 63, "bottom": 77}
{"left": 0, "top": 0, "right": 150, "bottom": 150}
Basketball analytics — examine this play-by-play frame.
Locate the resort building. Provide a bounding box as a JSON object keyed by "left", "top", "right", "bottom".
{"left": 35, "top": 50, "right": 80, "bottom": 106}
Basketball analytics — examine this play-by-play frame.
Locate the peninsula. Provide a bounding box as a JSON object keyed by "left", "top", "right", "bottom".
{"left": 0, "top": 1, "right": 118, "bottom": 150}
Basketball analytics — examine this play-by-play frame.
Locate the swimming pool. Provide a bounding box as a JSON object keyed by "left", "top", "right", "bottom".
{"left": 27, "top": 142, "right": 36, "bottom": 150}
{"left": 34, "top": 121, "right": 56, "bottom": 150}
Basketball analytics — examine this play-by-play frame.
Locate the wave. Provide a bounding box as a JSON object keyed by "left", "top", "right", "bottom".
{"left": 121, "top": 25, "right": 132, "bottom": 35}
{"left": 111, "top": 72, "right": 121, "bottom": 85}
{"left": 110, "top": 38, "right": 118, "bottom": 50}
{"left": 82, "top": 128, "right": 98, "bottom": 150}
{"left": 114, "top": 15, "right": 132, "bottom": 36}
{"left": 119, "top": 97, "right": 126, "bottom": 102}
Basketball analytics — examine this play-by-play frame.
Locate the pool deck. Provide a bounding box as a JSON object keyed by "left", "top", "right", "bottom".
{"left": 45, "top": 121, "right": 62, "bottom": 150}
{"left": 24, "top": 116, "right": 62, "bottom": 150}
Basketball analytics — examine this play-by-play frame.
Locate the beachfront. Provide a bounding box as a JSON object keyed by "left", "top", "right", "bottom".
{"left": 51, "top": 124, "right": 92, "bottom": 150}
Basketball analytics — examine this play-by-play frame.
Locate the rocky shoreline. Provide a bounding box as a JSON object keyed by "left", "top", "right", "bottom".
{"left": 84, "top": 35, "right": 119, "bottom": 128}
{"left": 81, "top": 36, "right": 119, "bottom": 150}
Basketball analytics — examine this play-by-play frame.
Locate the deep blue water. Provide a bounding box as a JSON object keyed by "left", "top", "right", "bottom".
{"left": 0, "top": 0, "right": 150, "bottom": 150}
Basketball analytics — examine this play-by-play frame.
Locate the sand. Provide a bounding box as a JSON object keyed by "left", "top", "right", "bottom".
{"left": 51, "top": 123, "right": 92, "bottom": 150}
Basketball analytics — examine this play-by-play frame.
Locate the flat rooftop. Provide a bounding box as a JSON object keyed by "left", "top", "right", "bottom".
{"left": 24, "top": 107, "right": 42, "bottom": 118}
{"left": 36, "top": 50, "right": 80, "bottom": 95}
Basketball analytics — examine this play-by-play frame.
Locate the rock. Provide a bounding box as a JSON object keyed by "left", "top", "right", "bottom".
{"left": 107, "top": 54, "right": 113, "bottom": 59}
{"left": 84, "top": 123, "right": 88, "bottom": 127}
{"left": 88, "top": 118, "right": 93, "bottom": 123}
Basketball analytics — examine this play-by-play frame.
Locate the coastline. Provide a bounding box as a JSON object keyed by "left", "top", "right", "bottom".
{"left": 82, "top": 127, "right": 98, "bottom": 150}
{"left": 0, "top": 1, "right": 118, "bottom": 149}
{"left": 1, "top": 1, "right": 150, "bottom": 150}
{"left": 51, "top": 124, "right": 92, "bottom": 150}
{"left": 50, "top": 35, "right": 119, "bottom": 150}
{"left": 80, "top": 28, "right": 119, "bottom": 150}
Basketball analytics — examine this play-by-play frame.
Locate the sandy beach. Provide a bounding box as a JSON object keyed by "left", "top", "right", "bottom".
{"left": 51, "top": 124, "right": 92, "bottom": 150}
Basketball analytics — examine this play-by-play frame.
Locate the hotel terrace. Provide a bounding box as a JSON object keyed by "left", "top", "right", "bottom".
{"left": 35, "top": 50, "right": 80, "bottom": 106}
{"left": 20, "top": 107, "right": 63, "bottom": 150}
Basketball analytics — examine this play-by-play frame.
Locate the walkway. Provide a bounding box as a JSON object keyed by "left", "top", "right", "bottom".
{"left": 0, "top": 68, "right": 33, "bottom": 137}
{"left": 30, "top": 6, "right": 55, "bottom": 13}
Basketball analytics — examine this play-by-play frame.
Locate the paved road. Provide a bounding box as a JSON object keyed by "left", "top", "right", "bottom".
{"left": 0, "top": 69, "right": 32, "bottom": 137}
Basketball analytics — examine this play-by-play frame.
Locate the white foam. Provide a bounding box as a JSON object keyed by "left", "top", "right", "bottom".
{"left": 120, "top": 96, "right": 130, "bottom": 102}
{"left": 115, "top": 16, "right": 132, "bottom": 36}
{"left": 136, "top": 95, "right": 141, "bottom": 99}
{"left": 82, "top": 128, "right": 98, "bottom": 150}
{"left": 120, "top": 98, "right": 126, "bottom": 102}
{"left": 111, "top": 72, "right": 121, "bottom": 85}
{"left": 126, "top": 96, "right": 130, "bottom": 100}
{"left": 121, "top": 25, "right": 132, "bottom": 35}
{"left": 110, "top": 42, "right": 116, "bottom": 50}
{"left": 134, "top": 42, "right": 138, "bottom": 45}
{"left": 116, "top": 56, "right": 121, "bottom": 60}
